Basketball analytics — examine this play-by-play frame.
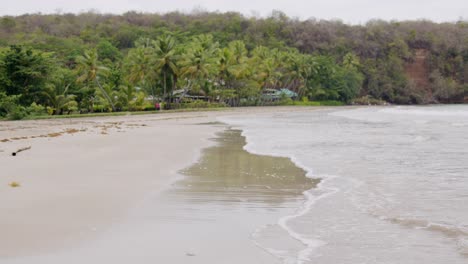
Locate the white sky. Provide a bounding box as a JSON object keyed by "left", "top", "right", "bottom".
{"left": 1, "top": 0, "right": 467, "bottom": 24}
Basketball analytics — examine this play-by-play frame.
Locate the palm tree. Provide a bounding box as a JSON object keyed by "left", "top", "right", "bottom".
{"left": 229, "top": 40, "right": 248, "bottom": 64}
{"left": 251, "top": 46, "right": 271, "bottom": 64}
{"left": 217, "top": 47, "right": 234, "bottom": 88}
{"left": 153, "top": 35, "right": 179, "bottom": 104}
{"left": 284, "top": 54, "right": 314, "bottom": 99}
{"left": 117, "top": 84, "right": 137, "bottom": 111}
{"left": 76, "top": 50, "right": 116, "bottom": 111}
{"left": 250, "top": 48, "right": 280, "bottom": 90}
{"left": 222, "top": 41, "right": 251, "bottom": 105}
{"left": 125, "top": 46, "right": 157, "bottom": 104}
{"left": 180, "top": 35, "right": 219, "bottom": 99}
{"left": 43, "top": 83, "right": 77, "bottom": 115}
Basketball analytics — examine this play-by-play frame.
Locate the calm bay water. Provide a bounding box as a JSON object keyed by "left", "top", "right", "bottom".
{"left": 221, "top": 105, "right": 468, "bottom": 263}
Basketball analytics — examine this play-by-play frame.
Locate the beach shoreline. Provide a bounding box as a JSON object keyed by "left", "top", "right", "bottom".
{"left": 0, "top": 112, "right": 222, "bottom": 257}
{"left": 0, "top": 106, "right": 324, "bottom": 260}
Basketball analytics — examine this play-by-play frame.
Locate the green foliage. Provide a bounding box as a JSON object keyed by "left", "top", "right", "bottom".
{"left": 97, "top": 40, "right": 122, "bottom": 62}
{"left": 75, "top": 49, "right": 116, "bottom": 111}
{"left": 1, "top": 17, "right": 16, "bottom": 33}
{"left": 335, "top": 67, "right": 364, "bottom": 102}
{"left": 113, "top": 26, "right": 140, "bottom": 49}
{"left": 0, "top": 92, "right": 23, "bottom": 119}
{"left": 429, "top": 70, "right": 465, "bottom": 102}
{"left": 306, "top": 55, "right": 362, "bottom": 102}
{"left": 281, "top": 97, "right": 345, "bottom": 106}
{"left": 116, "top": 86, "right": 150, "bottom": 111}
{"left": 26, "top": 102, "right": 47, "bottom": 116}
{"left": 0, "top": 12, "right": 466, "bottom": 120}
{"left": 7, "top": 107, "right": 27, "bottom": 120}
{"left": 153, "top": 34, "right": 180, "bottom": 103}
{"left": 0, "top": 45, "right": 54, "bottom": 106}
{"left": 351, "top": 95, "right": 388, "bottom": 105}
{"left": 170, "top": 100, "right": 228, "bottom": 109}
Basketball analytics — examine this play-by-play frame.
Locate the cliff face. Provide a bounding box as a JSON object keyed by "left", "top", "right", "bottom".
{"left": 405, "top": 49, "right": 431, "bottom": 100}
{"left": 406, "top": 49, "right": 430, "bottom": 88}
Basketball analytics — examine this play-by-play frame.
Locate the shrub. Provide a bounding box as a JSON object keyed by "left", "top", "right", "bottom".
{"left": 168, "top": 100, "right": 228, "bottom": 109}
{"left": 0, "top": 92, "right": 28, "bottom": 120}
{"left": 93, "top": 104, "right": 111, "bottom": 113}
{"left": 0, "top": 92, "right": 17, "bottom": 117}
{"left": 318, "top": 100, "right": 346, "bottom": 106}
{"left": 7, "top": 106, "right": 28, "bottom": 120}
{"left": 26, "top": 102, "right": 47, "bottom": 116}
{"left": 351, "top": 96, "right": 388, "bottom": 105}
{"left": 276, "top": 98, "right": 344, "bottom": 106}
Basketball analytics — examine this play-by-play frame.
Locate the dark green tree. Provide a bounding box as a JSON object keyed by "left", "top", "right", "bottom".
{"left": 0, "top": 45, "right": 53, "bottom": 106}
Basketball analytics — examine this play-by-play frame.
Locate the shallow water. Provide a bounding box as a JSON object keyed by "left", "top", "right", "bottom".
{"left": 221, "top": 105, "right": 468, "bottom": 263}
{"left": 176, "top": 129, "right": 316, "bottom": 204}
{"left": 166, "top": 129, "right": 319, "bottom": 263}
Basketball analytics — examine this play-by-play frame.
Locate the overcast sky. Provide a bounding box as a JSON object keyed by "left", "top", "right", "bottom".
{"left": 1, "top": 0, "right": 467, "bottom": 24}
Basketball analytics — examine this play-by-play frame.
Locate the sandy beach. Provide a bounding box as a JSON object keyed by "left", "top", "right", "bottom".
{"left": 2, "top": 105, "right": 468, "bottom": 264}
{"left": 0, "top": 107, "right": 320, "bottom": 263}
{"left": 0, "top": 111, "right": 219, "bottom": 257}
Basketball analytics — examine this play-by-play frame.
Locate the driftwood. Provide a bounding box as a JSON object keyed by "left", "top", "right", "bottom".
{"left": 12, "top": 146, "right": 31, "bottom": 156}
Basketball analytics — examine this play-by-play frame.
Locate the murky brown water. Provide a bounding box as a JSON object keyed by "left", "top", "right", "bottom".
{"left": 174, "top": 129, "right": 317, "bottom": 205}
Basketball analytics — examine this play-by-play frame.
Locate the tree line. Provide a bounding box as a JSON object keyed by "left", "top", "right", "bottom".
{"left": 0, "top": 11, "right": 467, "bottom": 119}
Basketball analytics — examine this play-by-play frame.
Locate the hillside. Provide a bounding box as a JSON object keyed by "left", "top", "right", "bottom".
{"left": 0, "top": 11, "right": 467, "bottom": 118}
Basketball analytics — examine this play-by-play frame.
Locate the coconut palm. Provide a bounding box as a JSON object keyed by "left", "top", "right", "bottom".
{"left": 125, "top": 45, "right": 157, "bottom": 103}
{"left": 116, "top": 84, "right": 139, "bottom": 111}
{"left": 75, "top": 50, "right": 116, "bottom": 111}
{"left": 229, "top": 40, "right": 248, "bottom": 64}
{"left": 153, "top": 35, "right": 179, "bottom": 103}
{"left": 217, "top": 47, "right": 234, "bottom": 88}
{"left": 180, "top": 35, "right": 219, "bottom": 98}
{"left": 43, "top": 83, "right": 77, "bottom": 115}
{"left": 193, "top": 34, "right": 219, "bottom": 54}
{"left": 283, "top": 52, "right": 306, "bottom": 92}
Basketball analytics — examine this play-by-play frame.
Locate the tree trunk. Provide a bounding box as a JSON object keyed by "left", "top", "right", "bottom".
{"left": 151, "top": 85, "right": 156, "bottom": 105}
{"left": 96, "top": 78, "right": 116, "bottom": 112}
{"left": 163, "top": 71, "right": 167, "bottom": 104}
{"left": 171, "top": 75, "right": 177, "bottom": 103}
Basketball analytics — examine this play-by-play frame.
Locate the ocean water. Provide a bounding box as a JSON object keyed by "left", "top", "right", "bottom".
{"left": 221, "top": 105, "right": 468, "bottom": 264}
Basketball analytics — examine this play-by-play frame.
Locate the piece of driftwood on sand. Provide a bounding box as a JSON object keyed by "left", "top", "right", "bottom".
{"left": 11, "top": 146, "right": 31, "bottom": 156}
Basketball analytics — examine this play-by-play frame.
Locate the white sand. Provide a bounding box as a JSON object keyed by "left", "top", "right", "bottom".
{"left": 0, "top": 112, "right": 220, "bottom": 256}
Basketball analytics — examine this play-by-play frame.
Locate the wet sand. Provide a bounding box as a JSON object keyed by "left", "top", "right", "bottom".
{"left": 0, "top": 107, "right": 321, "bottom": 263}
{"left": 0, "top": 113, "right": 223, "bottom": 258}
{"left": 176, "top": 129, "right": 316, "bottom": 203}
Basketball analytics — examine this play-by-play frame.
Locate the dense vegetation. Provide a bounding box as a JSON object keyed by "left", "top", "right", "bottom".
{"left": 0, "top": 11, "right": 467, "bottom": 119}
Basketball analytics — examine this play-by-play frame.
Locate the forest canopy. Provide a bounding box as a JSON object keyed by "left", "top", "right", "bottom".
{"left": 0, "top": 11, "right": 467, "bottom": 119}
